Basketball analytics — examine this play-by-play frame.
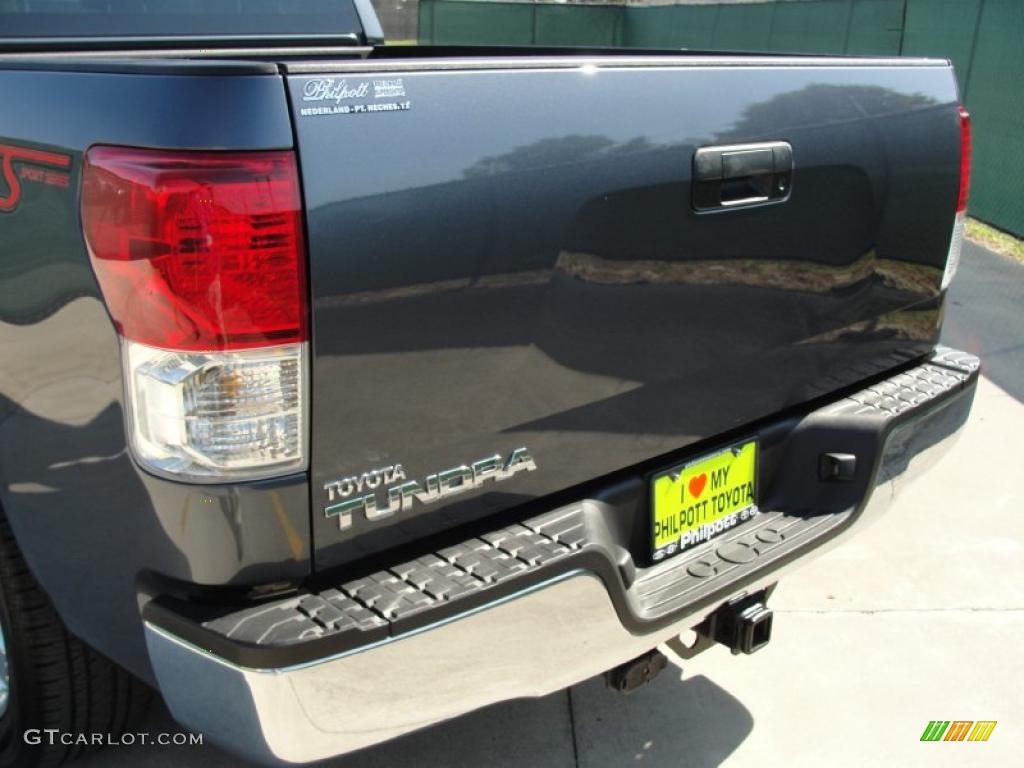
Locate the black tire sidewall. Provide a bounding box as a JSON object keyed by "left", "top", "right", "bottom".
{"left": 0, "top": 531, "right": 48, "bottom": 767}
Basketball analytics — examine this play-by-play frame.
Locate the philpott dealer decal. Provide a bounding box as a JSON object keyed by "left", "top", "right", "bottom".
{"left": 299, "top": 77, "right": 411, "bottom": 118}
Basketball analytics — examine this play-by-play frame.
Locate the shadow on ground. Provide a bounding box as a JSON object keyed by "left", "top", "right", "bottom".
{"left": 570, "top": 673, "right": 754, "bottom": 767}
{"left": 80, "top": 671, "right": 752, "bottom": 768}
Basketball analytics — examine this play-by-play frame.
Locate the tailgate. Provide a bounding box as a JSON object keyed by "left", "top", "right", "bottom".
{"left": 286, "top": 56, "right": 961, "bottom": 570}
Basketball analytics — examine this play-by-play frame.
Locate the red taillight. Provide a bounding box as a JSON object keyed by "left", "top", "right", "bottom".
{"left": 81, "top": 146, "right": 307, "bottom": 351}
{"left": 957, "top": 106, "right": 972, "bottom": 213}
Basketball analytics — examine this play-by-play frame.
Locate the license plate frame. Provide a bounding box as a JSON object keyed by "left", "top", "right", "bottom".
{"left": 650, "top": 439, "right": 759, "bottom": 562}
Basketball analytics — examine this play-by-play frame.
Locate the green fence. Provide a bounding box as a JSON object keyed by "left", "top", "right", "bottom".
{"left": 904, "top": 0, "right": 1024, "bottom": 239}
{"left": 419, "top": 2, "right": 624, "bottom": 47}
{"left": 419, "top": 0, "right": 905, "bottom": 53}
{"left": 418, "top": 0, "right": 1024, "bottom": 237}
{"left": 621, "top": 0, "right": 905, "bottom": 54}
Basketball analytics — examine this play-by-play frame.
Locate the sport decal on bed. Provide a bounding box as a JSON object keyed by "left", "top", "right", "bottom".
{"left": 0, "top": 143, "right": 72, "bottom": 213}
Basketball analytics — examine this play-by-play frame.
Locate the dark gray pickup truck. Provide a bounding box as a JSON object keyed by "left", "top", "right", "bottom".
{"left": 0, "top": 1, "right": 978, "bottom": 765}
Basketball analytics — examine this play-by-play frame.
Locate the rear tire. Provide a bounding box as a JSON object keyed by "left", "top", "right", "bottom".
{"left": 0, "top": 510, "right": 151, "bottom": 767}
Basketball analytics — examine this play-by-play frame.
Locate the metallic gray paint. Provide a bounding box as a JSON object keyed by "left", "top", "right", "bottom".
{"left": 0, "top": 53, "right": 963, "bottom": 684}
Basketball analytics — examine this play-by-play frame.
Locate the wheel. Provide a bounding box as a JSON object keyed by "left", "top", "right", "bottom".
{"left": 0, "top": 509, "right": 151, "bottom": 767}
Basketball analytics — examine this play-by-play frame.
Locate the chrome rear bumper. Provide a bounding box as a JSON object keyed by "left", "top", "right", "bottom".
{"left": 144, "top": 347, "right": 978, "bottom": 765}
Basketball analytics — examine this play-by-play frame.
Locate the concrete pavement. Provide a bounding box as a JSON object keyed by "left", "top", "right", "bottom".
{"left": 83, "top": 243, "right": 1024, "bottom": 767}
{"left": 943, "top": 241, "right": 1024, "bottom": 401}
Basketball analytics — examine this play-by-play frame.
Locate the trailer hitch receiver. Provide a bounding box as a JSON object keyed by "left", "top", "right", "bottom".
{"left": 668, "top": 587, "right": 776, "bottom": 659}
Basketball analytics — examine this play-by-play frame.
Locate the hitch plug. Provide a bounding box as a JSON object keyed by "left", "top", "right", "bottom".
{"left": 605, "top": 649, "right": 669, "bottom": 694}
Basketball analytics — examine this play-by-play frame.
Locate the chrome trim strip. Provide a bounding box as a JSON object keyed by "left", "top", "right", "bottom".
{"left": 283, "top": 54, "right": 950, "bottom": 75}
{"left": 0, "top": 46, "right": 373, "bottom": 62}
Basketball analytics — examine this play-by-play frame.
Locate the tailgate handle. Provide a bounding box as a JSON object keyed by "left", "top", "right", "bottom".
{"left": 693, "top": 142, "right": 793, "bottom": 211}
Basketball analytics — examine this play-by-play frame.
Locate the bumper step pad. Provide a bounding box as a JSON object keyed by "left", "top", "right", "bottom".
{"left": 202, "top": 510, "right": 589, "bottom": 646}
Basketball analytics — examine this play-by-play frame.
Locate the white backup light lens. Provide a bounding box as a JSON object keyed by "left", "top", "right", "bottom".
{"left": 124, "top": 341, "right": 308, "bottom": 481}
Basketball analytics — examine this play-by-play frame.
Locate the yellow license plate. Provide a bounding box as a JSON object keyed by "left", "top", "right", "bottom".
{"left": 651, "top": 440, "right": 758, "bottom": 560}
